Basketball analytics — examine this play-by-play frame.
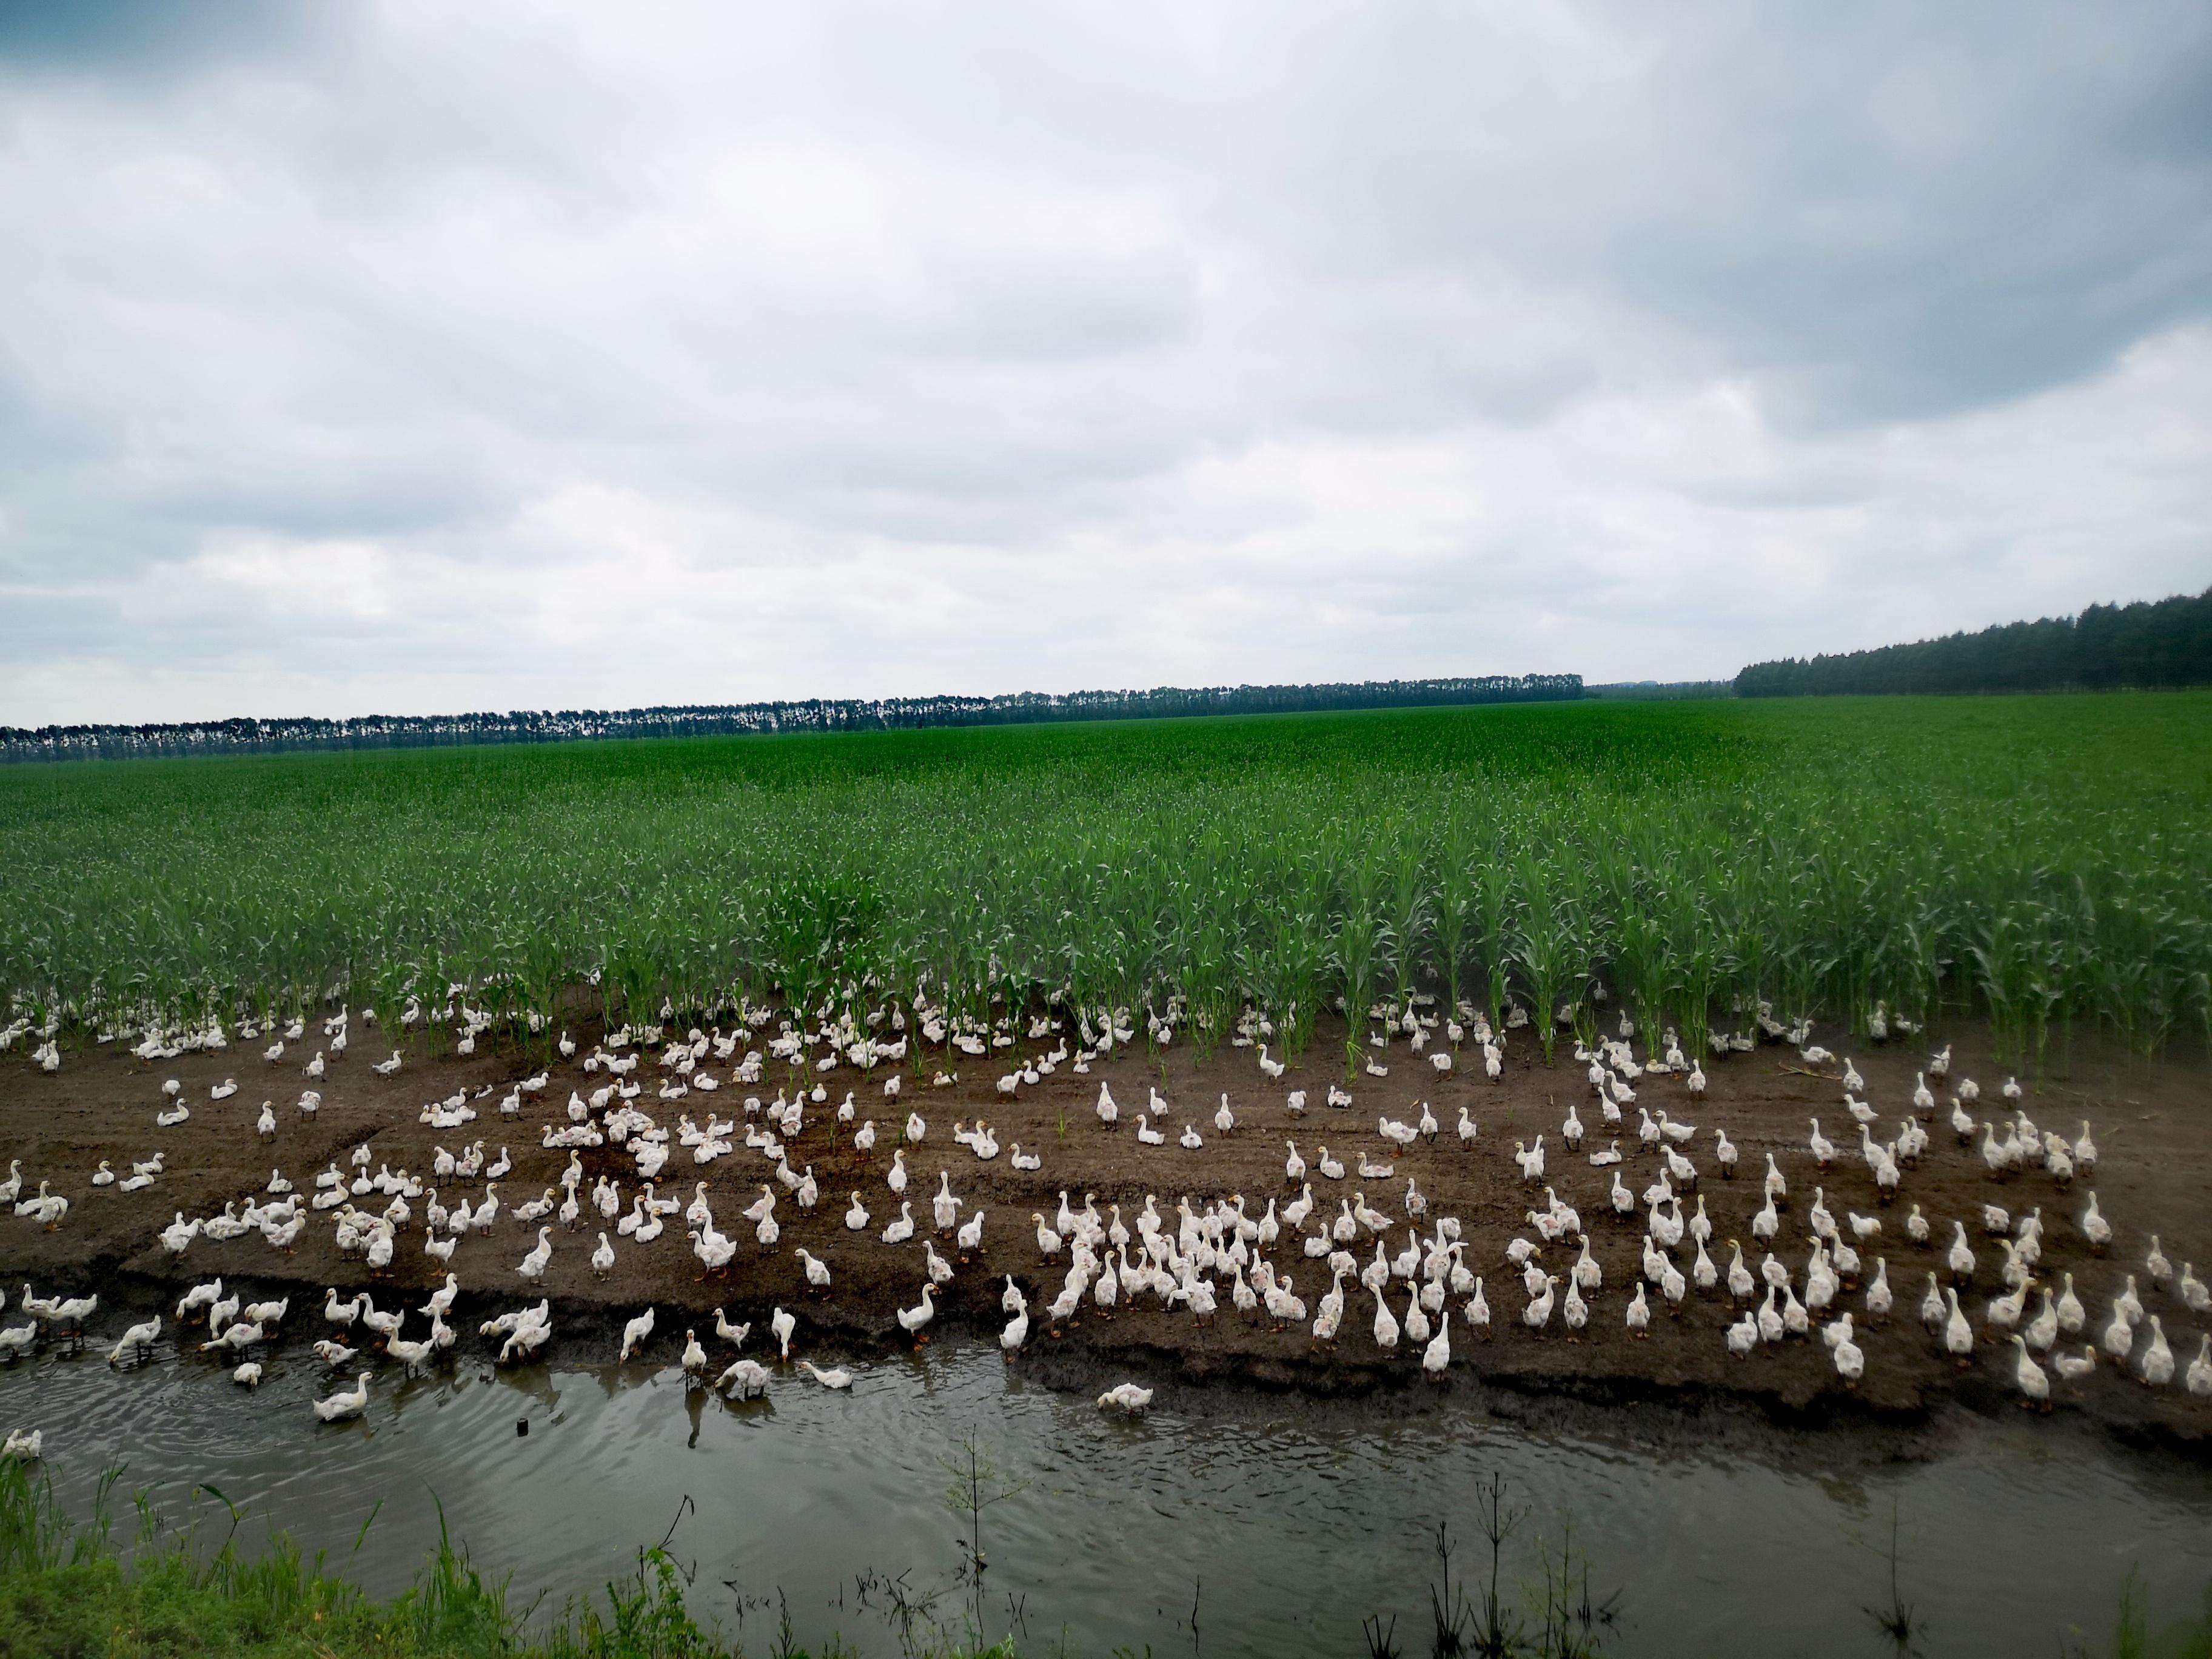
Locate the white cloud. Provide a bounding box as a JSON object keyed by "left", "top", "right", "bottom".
{"left": 1, "top": 1, "right": 2208, "bottom": 724}
{"left": 180, "top": 535, "right": 397, "bottom": 623}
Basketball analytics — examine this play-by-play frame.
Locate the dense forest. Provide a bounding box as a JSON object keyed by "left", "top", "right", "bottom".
{"left": 1735, "top": 586, "right": 2212, "bottom": 697}
{"left": 0, "top": 673, "right": 1583, "bottom": 763}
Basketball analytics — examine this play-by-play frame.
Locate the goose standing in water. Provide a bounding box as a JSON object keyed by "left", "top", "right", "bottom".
{"left": 717, "top": 1358, "right": 771, "bottom": 1399}
{"left": 106, "top": 1316, "right": 160, "bottom": 1365}
{"left": 897, "top": 1284, "right": 937, "bottom": 1345}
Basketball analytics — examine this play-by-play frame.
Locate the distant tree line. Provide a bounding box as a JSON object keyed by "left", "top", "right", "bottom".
{"left": 1735, "top": 586, "right": 2212, "bottom": 698}
{"left": 1586, "top": 680, "right": 1737, "bottom": 701}
{"left": 0, "top": 673, "right": 1584, "bottom": 763}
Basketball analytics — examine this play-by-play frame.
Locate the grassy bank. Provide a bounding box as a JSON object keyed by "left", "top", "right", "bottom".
{"left": 6, "top": 1455, "right": 2208, "bottom": 1659}
{"left": 0, "top": 1459, "right": 1005, "bottom": 1659}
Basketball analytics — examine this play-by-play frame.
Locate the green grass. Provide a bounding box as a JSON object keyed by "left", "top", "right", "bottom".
{"left": 0, "top": 1458, "right": 1010, "bottom": 1658}
{"left": 2, "top": 694, "right": 2208, "bottom": 1061}
{"left": 4, "top": 1456, "right": 2202, "bottom": 1659}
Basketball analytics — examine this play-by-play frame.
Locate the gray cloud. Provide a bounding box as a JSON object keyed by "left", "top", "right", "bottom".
{"left": 0, "top": 0, "right": 323, "bottom": 73}
{"left": 1, "top": 1, "right": 2208, "bottom": 723}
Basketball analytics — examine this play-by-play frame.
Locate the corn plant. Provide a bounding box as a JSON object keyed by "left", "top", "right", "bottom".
{"left": 0, "top": 694, "right": 2206, "bottom": 1060}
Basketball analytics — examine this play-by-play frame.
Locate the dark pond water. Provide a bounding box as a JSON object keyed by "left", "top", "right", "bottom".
{"left": 3, "top": 1341, "right": 2208, "bottom": 1656}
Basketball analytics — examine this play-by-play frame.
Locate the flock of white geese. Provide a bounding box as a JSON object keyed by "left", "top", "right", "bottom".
{"left": 4, "top": 992, "right": 2210, "bottom": 1455}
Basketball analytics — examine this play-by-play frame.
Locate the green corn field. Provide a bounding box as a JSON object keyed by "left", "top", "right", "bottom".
{"left": 2, "top": 693, "right": 2208, "bottom": 1065}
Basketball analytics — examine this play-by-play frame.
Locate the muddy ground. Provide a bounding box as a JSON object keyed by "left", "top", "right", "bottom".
{"left": 3, "top": 1010, "right": 2207, "bottom": 1449}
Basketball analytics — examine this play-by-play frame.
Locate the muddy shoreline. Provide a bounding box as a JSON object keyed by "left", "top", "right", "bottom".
{"left": 5, "top": 1008, "right": 2208, "bottom": 1455}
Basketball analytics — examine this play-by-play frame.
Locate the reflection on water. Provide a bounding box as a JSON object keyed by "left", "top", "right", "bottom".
{"left": 3, "top": 1341, "right": 2208, "bottom": 1657}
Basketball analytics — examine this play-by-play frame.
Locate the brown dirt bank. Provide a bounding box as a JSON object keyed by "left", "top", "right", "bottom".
{"left": 4, "top": 1011, "right": 2208, "bottom": 1450}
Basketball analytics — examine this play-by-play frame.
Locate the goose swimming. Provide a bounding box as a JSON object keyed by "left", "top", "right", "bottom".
{"left": 312, "top": 1372, "right": 373, "bottom": 1423}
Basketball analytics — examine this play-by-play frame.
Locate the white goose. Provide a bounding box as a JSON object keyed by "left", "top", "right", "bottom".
{"left": 796, "top": 1247, "right": 832, "bottom": 1291}
{"left": 2011, "top": 1336, "right": 2050, "bottom": 1410}
{"left": 106, "top": 1316, "right": 161, "bottom": 1365}
{"left": 312, "top": 1372, "right": 373, "bottom": 1423}
{"left": 897, "top": 1284, "right": 937, "bottom": 1343}
{"left": 717, "top": 1358, "right": 771, "bottom": 1398}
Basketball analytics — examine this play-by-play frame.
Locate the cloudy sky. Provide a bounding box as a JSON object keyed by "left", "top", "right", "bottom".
{"left": 2, "top": 2, "right": 2208, "bottom": 724}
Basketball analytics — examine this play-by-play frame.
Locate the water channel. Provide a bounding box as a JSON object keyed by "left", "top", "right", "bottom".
{"left": 4, "top": 1341, "right": 2208, "bottom": 1656}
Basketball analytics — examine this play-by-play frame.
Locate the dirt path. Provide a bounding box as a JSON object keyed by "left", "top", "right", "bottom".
{"left": 3, "top": 1010, "right": 2207, "bottom": 1447}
